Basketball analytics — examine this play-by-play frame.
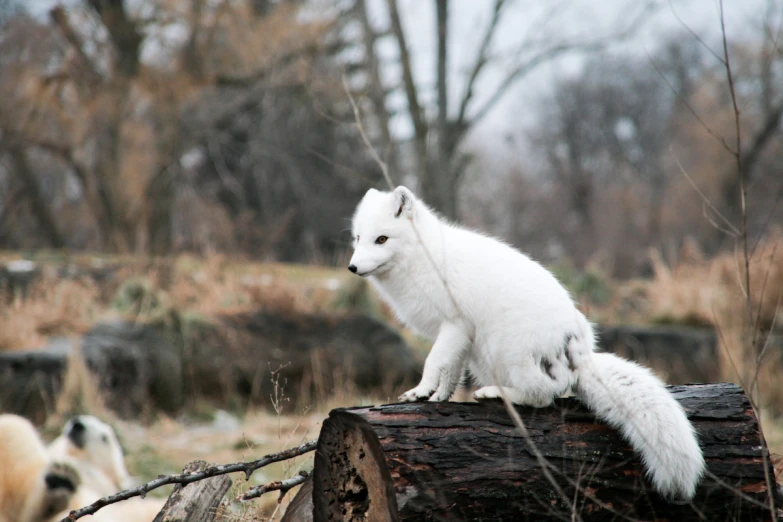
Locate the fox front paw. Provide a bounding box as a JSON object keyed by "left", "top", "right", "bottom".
{"left": 398, "top": 385, "right": 435, "bottom": 402}
{"left": 428, "top": 383, "right": 456, "bottom": 402}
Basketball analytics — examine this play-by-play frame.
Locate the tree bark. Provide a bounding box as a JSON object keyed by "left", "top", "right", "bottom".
{"left": 153, "top": 460, "right": 232, "bottom": 522}
{"left": 306, "top": 383, "right": 776, "bottom": 521}
{"left": 355, "top": 0, "right": 398, "bottom": 180}
{"left": 8, "top": 147, "right": 65, "bottom": 248}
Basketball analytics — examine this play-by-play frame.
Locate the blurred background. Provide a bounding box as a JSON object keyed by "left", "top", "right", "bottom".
{"left": 0, "top": 0, "right": 781, "bottom": 518}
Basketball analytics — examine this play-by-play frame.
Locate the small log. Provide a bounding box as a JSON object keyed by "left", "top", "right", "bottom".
{"left": 153, "top": 461, "right": 232, "bottom": 522}
{"left": 309, "top": 383, "right": 776, "bottom": 521}
{"left": 281, "top": 474, "right": 314, "bottom": 522}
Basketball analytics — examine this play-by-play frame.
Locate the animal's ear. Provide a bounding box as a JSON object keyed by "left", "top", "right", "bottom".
{"left": 392, "top": 186, "right": 414, "bottom": 218}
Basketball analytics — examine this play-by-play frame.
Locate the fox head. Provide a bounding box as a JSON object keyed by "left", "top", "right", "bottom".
{"left": 348, "top": 186, "right": 417, "bottom": 277}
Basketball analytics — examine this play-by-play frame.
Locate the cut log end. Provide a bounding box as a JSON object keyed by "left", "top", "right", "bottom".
{"left": 313, "top": 412, "right": 399, "bottom": 522}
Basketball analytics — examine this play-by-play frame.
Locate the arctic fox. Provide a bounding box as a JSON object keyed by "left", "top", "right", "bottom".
{"left": 348, "top": 186, "right": 705, "bottom": 501}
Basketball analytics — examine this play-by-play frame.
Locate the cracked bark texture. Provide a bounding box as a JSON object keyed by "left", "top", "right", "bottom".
{"left": 306, "top": 383, "right": 775, "bottom": 521}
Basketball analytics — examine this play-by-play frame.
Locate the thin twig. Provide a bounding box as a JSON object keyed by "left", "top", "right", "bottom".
{"left": 719, "top": 0, "right": 777, "bottom": 516}
{"left": 61, "top": 440, "right": 318, "bottom": 521}
{"left": 240, "top": 470, "right": 310, "bottom": 502}
{"left": 454, "top": 0, "right": 507, "bottom": 129}
{"left": 666, "top": 0, "right": 725, "bottom": 64}
{"left": 499, "top": 395, "right": 581, "bottom": 520}
{"left": 648, "top": 54, "right": 735, "bottom": 154}
{"left": 342, "top": 74, "right": 394, "bottom": 190}
{"left": 671, "top": 151, "right": 739, "bottom": 236}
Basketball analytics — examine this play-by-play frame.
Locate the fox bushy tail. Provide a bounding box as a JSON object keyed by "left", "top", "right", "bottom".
{"left": 568, "top": 317, "right": 705, "bottom": 500}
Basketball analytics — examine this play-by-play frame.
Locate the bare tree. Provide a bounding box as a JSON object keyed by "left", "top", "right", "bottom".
{"left": 350, "top": 0, "right": 657, "bottom": 219}
{"left": 0, "top": 0, "right": 375, "bottom": 259}
{"left": 713, "top": 6, "right": 783, "bottom": 251}
{"left": 526, "top": 47, "right": 695, "bottom": 275}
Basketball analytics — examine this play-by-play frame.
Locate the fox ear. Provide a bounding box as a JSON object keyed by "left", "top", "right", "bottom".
{"left": 393, "top": 186, "right": 414, "bottom": 218}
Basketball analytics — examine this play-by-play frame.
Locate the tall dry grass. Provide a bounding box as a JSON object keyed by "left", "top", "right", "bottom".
{"left": 0, "top": 254, "right": 359, "bottom": 352}
{"left": 0, "top": 274, "right": 100, "bottom": 350}
{"left": 644, "top": 232, "right": 783, "bottom": 410}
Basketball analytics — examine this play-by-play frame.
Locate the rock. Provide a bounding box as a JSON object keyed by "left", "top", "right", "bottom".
{"left": 81, "top": 321, "right": 184, "bottom": 417}
{"left": 0, "top": 348, "right": 66, "bottom": 424}
{"left": 211, "top": 410, "right": 241, "bottom": 432}
{"left": 0, "top": 312, "right": 421, "bottom": 421}
{"left": 184, "top": 312, "right": 422, "bottom": 407}
{"left": 0, "top": 322, "right": 184, "bottom": 422}
{"left": 0, "top": 260, "right": 39, "bottom": 302}
{"left": 596, "top": 324, "right": 719, "bottom": 383}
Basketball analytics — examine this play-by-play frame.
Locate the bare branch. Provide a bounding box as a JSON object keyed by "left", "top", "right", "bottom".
{"left": 454, "top": 0, "right": 507, "bottom": 130}
{"left": 719, "top": 0, "right": 777, "bottom": 515}
{"left": 355, "top": 0, "right": 397, "bottom": 173}
{"left": 647, "top": 51, "right": 736, "bottom": 153}
{"left": 719, "top": 0, "right": 752, "bottom": 320}
{"left": 386, "top": 0, "right": 427, "bottom": 141}
{"left": 239, "top": 470, "right": 309, "bottom": 502}
{"left": 6, "top": 147, "right": 64, "bottom": 248}
{"left": 86, "top": 0, "right": 142, "bottom": 78}
{"left": 739, "top": 102, "right": 783, "bottom": 175}
{"left": 342, "top": 75, "right": 394, "bottom": 190}
{"left": 61, "top": 439, "right": 317, "bottom": 521}
{"left": 666, "top": 0, "right": 725, "bottom": 65}
{"left": 672, "top": 150, "right": 739, "bottom": 236}
{"left": 436, "top": 0, "right": 449, "bottom": 156}
{"left": 49, "top": 6, "right": 103, "bottom": 92}
{"left": 468, "top": 3, "right": 657, "bottom": 131}
{"left": 497, "top": 395, "right": 579, "bottom": 519}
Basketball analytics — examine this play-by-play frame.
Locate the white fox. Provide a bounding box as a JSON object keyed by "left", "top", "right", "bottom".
{"left": 348, "top": 186, "right": 705, "bottom": 501}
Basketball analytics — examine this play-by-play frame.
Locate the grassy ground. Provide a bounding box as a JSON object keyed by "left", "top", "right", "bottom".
{"left": 54, "top": 395, "right": 392, "bottom": 520}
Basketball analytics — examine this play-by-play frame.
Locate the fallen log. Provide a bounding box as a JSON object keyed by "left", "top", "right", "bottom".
{"left": 302, "top": 383, "right": 775, "bottom": 521}
{"left": 153, "top": 461, "right": 232, "bottom": 522}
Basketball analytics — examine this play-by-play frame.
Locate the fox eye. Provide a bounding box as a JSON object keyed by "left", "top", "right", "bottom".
{"left": 375, "top": 235, "right": 388, "bottom": 245}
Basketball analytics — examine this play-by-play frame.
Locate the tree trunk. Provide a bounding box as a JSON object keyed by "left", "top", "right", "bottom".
{"left": 305, "top": 383, "right": 775, "bottom": 521}
{"left": 153, "top": 460, "right": 232, "bottom": 522}
{"left": 8, "top": 147, "right": 65, "bottom": 248}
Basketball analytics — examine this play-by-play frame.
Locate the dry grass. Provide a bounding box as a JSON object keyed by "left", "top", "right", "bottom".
{"left": 585, "top": 234, "right": 783, "bottom": 445}
{"left": 645, "top": 234, "right": 783, "bottom": 408}
{"left": 0, "top": 275, "right": 100, "bottom": 350}
{"left": 0, "top": 252, "right": 365, "bottom": 352}
{"left": 4, "top": 247, "right": 781, "bottom": 411}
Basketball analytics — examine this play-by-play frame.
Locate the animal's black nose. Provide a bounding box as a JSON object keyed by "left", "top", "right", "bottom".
{"left": 67, "top": 417, "right": 87, "bottom": 448}
{"left": 348, "top": 265, "right": 357, "bottom": 273}
{"left": 70, "top": 418, "right": 85, "bottom": 434}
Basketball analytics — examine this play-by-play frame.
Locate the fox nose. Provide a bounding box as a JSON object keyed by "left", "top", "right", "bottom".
{"left": 348, "top": 264, "right": 358, "bottom": 273}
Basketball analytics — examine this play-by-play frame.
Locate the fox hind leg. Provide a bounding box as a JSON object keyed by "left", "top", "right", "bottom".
{"left": 473, "top": 386, "right": 554, "bottom": 407}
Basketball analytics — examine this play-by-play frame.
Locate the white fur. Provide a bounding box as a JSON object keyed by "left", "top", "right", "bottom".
{"left": 0, "top": 414, "right": 80, "bottom": 522}
{"left": 349, "top": 186, "right": 705, "bottom": 500}
{"left": 48, "top": 416, "right": 165, "bottom": 521}
{"left": 48, "top": 415, "right": 133, "bottom": 496}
